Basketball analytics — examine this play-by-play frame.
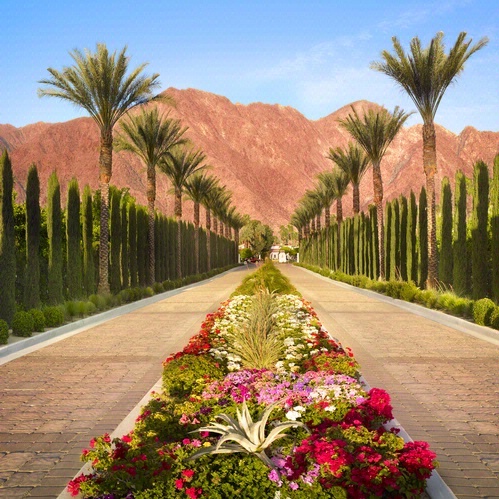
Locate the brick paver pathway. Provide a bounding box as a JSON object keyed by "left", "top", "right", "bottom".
{"left": 280, "top": 265, "right": 499, "bottom": 499}
{"left": 0, "top": 267, "right": 250, "bottom": 498}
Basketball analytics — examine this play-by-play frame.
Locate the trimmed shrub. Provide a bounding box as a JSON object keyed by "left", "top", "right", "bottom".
{"left": 0, "top": 319, "right": 9, "bottom": 344}
{"left": 12, "top": 311, "right": 34, "bottom": 337}
{"left": 28, "top": 308, "right": 45, "bottom": 332}
{"left": 89, "top": 294, "right": 107, "bottom": 311}
{"left": 472, "top": 298, "right": 495, "bottom": 326}
{"left": 162, "top": 354, "right": 224, "bottom": 398}
{"left": 153, "top": 282, "right": 164, "bottom": 294}
{"left": 489, "top": 307, "right": 499, "bottom": 330}
{"left": 84, "top": 301, "right": 97, "bottom": 316}
{"left": 43, "top": 306, "right": 65, "bottom": 327}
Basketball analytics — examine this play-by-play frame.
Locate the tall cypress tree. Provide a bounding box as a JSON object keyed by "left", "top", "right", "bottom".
{"left": 407, "top": 191, "right": 417, "bottom": 283}
{"left": 128, "top": 203, "right": 138, "bottom": 287}
{"left": 391, "top": 199, "right": 400, "bottom": 279}
{"left": 0, "top": 151, "right": 16, "bottom": 324}
{"left": 385, "top": 201, "right": 392, "bottom": 279}
{"left": 24, "top": 164, "right": 41, "bottom": 309}
{"left": 82, "top": 185, "right": 95, "bottom": 296}
{"left": 438, "top": 177, "right": 453, "bottom": 287}
{"left": 418, "top": 187, "right": 428, "bottom": 288}
{"left": 121, "top": 198, "right": 129, "bottom": 289}
{"left": 353, "top": 215, "right": 359, "bottom": 274}
{"left": 109, "top": 188, "right": 122, "bottom": 293}
{"left": 471, "top": 160, "right": 490, "bottom": 299}
{"left": 47, "top": 171, "right": 63, "bottom": 304}
{"left": 370, "top": 205, "right": 378, "bottom": 279}
{"left": 453, "top": 171, "right": 468, "bottom": 296}
{"left": 66, "top": 178, "right": 82, "bottom": 299}
{"left": 399, "top": 195, "right": 408, "bottom": 281}
{"left": 137, "top": 206, "right": 147, "bottom": 287}
{"left": 491, "top": 155, "right": 499, "bottom": 301}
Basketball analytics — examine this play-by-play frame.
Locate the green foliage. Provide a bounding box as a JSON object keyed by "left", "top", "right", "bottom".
{"left": 489, "top": 307, "right": 499, "bottom": 330}
{"left": 82, "top": 185, "right": 95, "bottom": 296}
{"left": 406, "top": 191, "right": 417, "bottom": 283}
{"left": 418, "top": 186, "right": 428, "bottom": 288}
{"left": 137, "top": 206, "right": 147, "bottom": 287}
{"left": 121, "top": 199, "right": 129, "bottom": 288}
{"left": 384, "top": 201, "right": 392, "bottom": 279}
{"left": 0, "top": 151, "right": 16, "bottom": 325}
{"left": 66, "top": 178, "right": 83, "bottom": 299}
{"left": 453, "top": 171, "right": 469, "bottom": 296}
{"left": 42, "top": 305, "right": 65, "bottom": 327}
{"left": 226, "top": 290, "right": 283, "bottom": 370}
{"left": 110, "top": 187, "right": 122, "bottom": 293}
{"left": 47, "top": 171, "right": 63, "bottom": 304}
{"left": 162, "top": 354, "right": 224, "bottom": 398}
{"left": 24, "top": 164, "right": 41, "bottom": 309}
{"left": 472, "top": 298, "right": 495, "bottom": 326}
{"left": 491, "top": 155, "right": 499, "bottom": 301}
{"left": 233, "top": 261, "right": 299, "bottom": 296}
{"left": 399, "top": 195, "right": 408, "bottom": 281}
{"left": 239, "top": 248, "right": 253, "bottom": 260}
{"left": 128, "top": 203, "right": 138, "bottom": 287}
{"left": 12, "top": 311, "right": 34, "bottom": 337}
{"left": 239, "top": 220, "right": 274, "bottom": 257}
{"left": 29, "top": 308, "right": 45, "bottom": 332}
{"left": 471, "top": 161, "right": 490, "bottom": 299}
{"left": 439, "top": 177, "right": 453, "bottom": 287}
{"left": 0, "top": 319, "right": 8, "bottom": 344}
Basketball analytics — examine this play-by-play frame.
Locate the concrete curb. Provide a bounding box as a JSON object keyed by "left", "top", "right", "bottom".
{"left": 299, "top": 266, "right": 499, "bottom": 347}
{"left": 0, "top": 267, "right": 243, "bottom": 367}
{"left": 57, "top": 379, "right": 163, "bottom": 499}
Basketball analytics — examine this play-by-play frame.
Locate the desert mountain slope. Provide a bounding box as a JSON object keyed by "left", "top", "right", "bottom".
{"left": 2, "top": 88, "right": 499, "bottom": 229}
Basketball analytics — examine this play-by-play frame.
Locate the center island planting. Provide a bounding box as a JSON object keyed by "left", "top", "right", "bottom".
{"left": 68, "top": 262, "right": 436, "bottom": 499}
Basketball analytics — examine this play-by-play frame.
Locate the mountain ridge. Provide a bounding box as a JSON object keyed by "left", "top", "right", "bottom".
{"left": 1, "top": 87, "right": 499, "bottom": 229}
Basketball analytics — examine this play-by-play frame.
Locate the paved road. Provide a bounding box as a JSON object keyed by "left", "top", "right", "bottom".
{"left": 280, "top": 265, "right": 499, "bottom": 499}
{"left": 0, "top": 267, "right": 251, "bottom": 498}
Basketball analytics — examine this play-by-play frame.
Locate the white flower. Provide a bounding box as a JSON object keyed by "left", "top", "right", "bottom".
{"left": 285, "top": 410, "right": 301, "bottom": 421}
{"left": 325, "top": 406, "right": 336, "bottom": 412}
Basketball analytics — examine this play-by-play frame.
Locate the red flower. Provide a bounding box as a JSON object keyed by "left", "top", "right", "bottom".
{"left": 186, "top": 487, "right": 202, "bottom": 498}
{"left": 182, "top": 469, "right": 195, "bottom": 479}
{"left": 175, "top": 478, "right": 184, "bottom": 489}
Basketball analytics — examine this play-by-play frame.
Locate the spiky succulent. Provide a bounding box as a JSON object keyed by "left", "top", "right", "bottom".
{"left": 188, "top": 401, "right": 308, "bottom": 468}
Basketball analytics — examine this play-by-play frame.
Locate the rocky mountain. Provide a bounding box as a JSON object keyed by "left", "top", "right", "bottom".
{"left": 1, "top": 88, "right": 499, "bottom": 230}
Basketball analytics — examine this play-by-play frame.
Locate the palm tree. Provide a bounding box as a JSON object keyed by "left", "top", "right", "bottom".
{"left": 205, "top": 184, "right": 231, "bottom": 270}
{"left": 115, "top": 107, "right": 188, "bottom": 284}
{"left": 160, "top": 146, "right": 208, "bottom": 278}
{"left": 327, "top": 143, "right": 370, "bottom": 214}
{"left": 371, "top": 32, "right": 488, "bottom": 287}
{"left": 339, "top": 106, "right": 411, "bottom": 279}
{"left": 316, "top": 170, "right": 339, "bottom": 227}
{"left": 185, "top": 172, "right": 219, "bottom": 273}
{"left": 38, "top": 43, "right": 160, "bottom": 294}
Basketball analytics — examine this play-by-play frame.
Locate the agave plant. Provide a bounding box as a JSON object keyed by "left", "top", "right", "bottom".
{"left": 188, "top": 401, "right": 308, "bottom": 468}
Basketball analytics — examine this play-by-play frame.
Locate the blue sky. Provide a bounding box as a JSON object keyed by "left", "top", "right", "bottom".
{"left": 2, "top": 0, "right": 498, "bottom": 134}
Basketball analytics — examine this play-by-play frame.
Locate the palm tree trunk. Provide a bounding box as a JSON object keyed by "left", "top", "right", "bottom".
{"left": 206, "top": 208, "right": 211, "bottom": 271}
{"left": 337, "top": 199, "right": 343, "bottom": 270}
{"left": 316, "top": 214, "right": 321, "bottom": 232}
{"left": 147, "top": 164, "right": 156, "bottom": 286}
{"left": 175, "top": 189, "right": 182, "bottom": 279}
{"left": 372, "top": 161, "right": 385, "bottom": 280}
{"left": 98, "top": 130, "right": 112, "bottom": 294}
{"left": 311, "top": 218, "right": 316, "bottom": 233}
{"left": 423, "top": 122, "right": 438, "bottom": 288}
{"left": 235, "top": 229, "right": 240, "bottom": 262}
{"left": 353, "top": 183, "right": 360, "bottom": 214}
{"left": 194, "top": 201, "right": 200, "bottom": 275}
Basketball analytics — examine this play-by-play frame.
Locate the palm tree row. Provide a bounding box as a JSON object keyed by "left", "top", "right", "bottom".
{"left": 292, "top": 31, "right": 487, "bottom": 286}
{"left": 38, "top": 43, "right": 245, "bottom": 291}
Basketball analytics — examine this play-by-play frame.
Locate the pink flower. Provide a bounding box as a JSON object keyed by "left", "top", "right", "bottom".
{"left": 186, "top": 487, "right": 201, "bottom": 498}
{"left": 182, "top": 469, "right": 195, "bottom": 479}
{"left": 175, "top": 479, "right": 184, "bottom": 489}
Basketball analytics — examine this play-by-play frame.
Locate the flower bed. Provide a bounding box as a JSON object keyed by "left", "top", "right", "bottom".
{"left": 69, "top": 288, "right": 436, "bottom": 499}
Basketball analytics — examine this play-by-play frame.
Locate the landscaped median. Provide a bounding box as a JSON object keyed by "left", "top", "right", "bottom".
{"left": 68, "top": 262, "right": 437, "bottom": 498}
